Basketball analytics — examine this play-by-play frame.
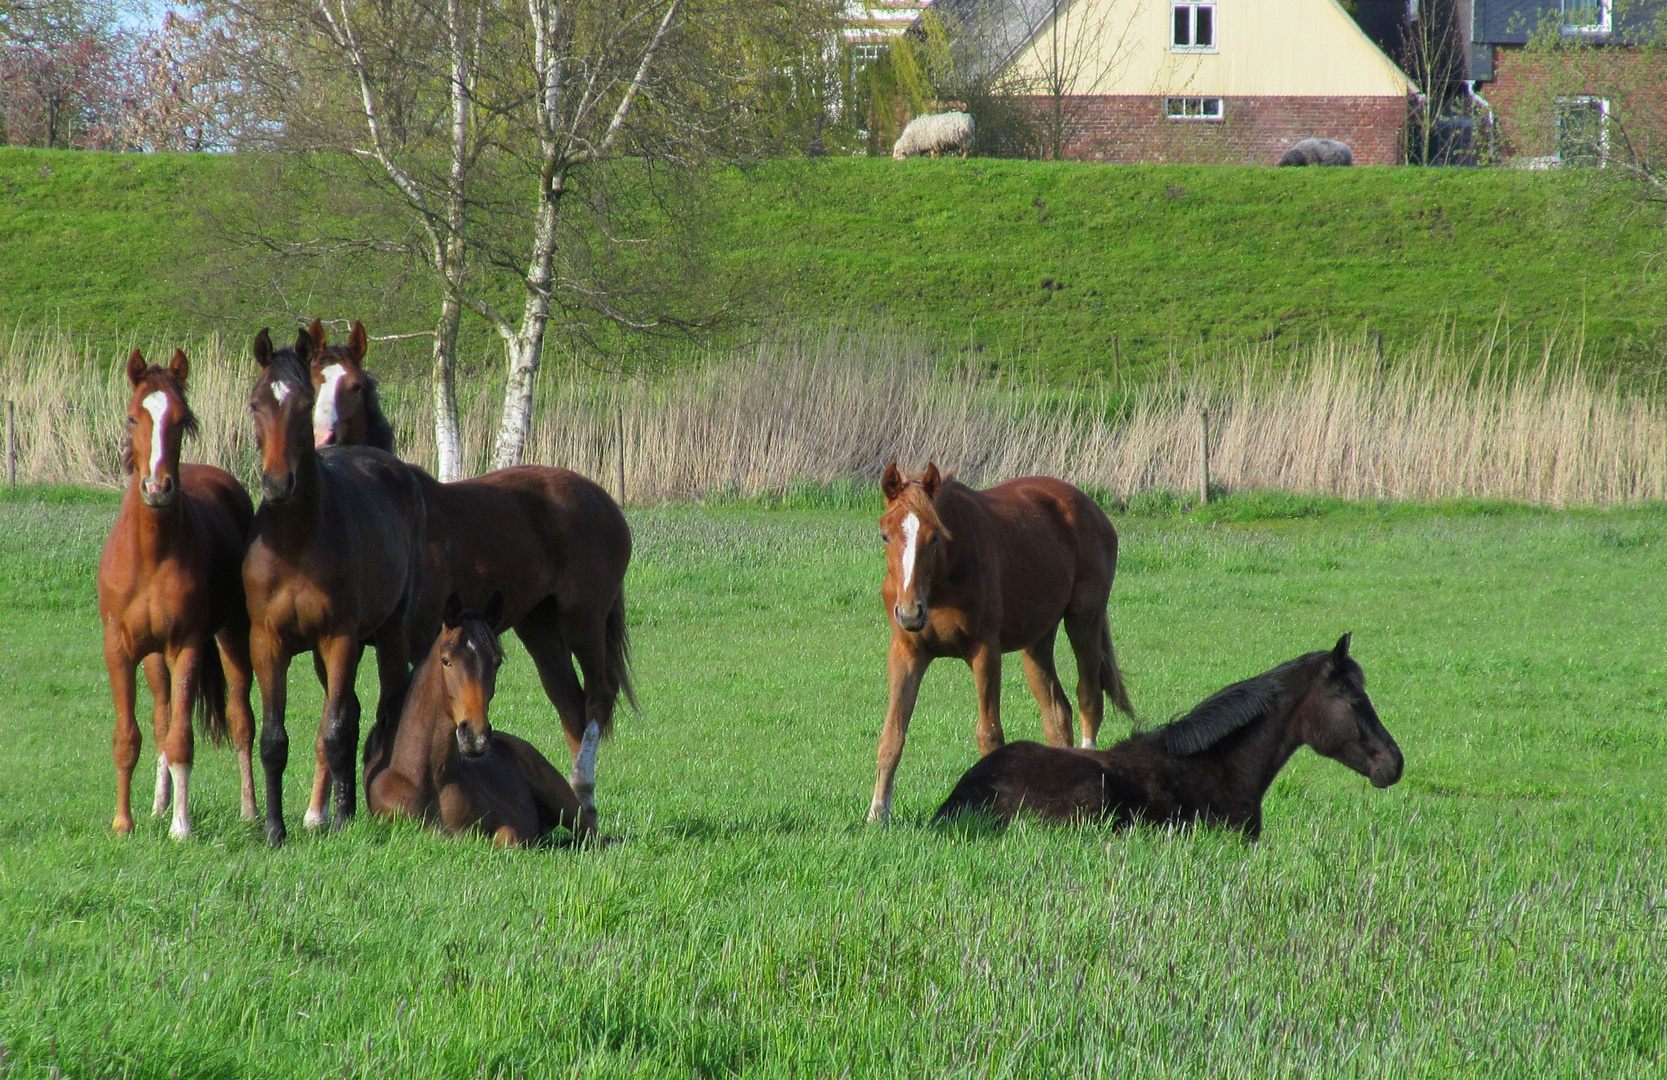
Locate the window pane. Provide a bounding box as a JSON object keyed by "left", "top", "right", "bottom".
{"left": 1196, "top": 6, "right": 1214, "bottom": 45}
{"left": 1173, "top": 5, "right": 1191, "bottom": 46}
{"left": 1203, "top": 97, "right": 1222, "bottom": 117}
{"left": 1556, "top": 99, "right": 1606, "bottom": 165}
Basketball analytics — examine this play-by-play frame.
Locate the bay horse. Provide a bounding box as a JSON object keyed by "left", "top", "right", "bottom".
{"left": 243, "top": 325, "right": 429, "bottom": 844}
{"left": 932, "top": 635, "right": 1404, "bottom": 838}
{"left": 304, "top": 321, "right": 633, "bottom": 835}
{"left": 869, "top": 463, "right": 1133, "bottom": 823}
{"left": 307, "top": 320, "right": 395, "bottom": 451}
{"left": 97, "top": 348, "right": 257, "bottom": 839}
{"left": 367, "top": 592, "right": 592, "bottom": 845}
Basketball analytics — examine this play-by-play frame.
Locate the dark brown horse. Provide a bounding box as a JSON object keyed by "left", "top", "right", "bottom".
{"left": 367, "top": 592, "right": 592, "bottom": 845}
{"left": 869, "top": 463, "right": 1133, "bottom": 823}
{"left": 243, "top": 326, "right": 429, "bottom": 844}
{"left": 932, "top": 635, "right": 1404, "bottom": 837}
{"left": 98, "top": 349, "right": 257, "bottom": 839}
{"left": 307, "top": 320, "right": 395, "bottom": 452}
{"left": 303, "top": 322, "right": 633, "bottom": 834}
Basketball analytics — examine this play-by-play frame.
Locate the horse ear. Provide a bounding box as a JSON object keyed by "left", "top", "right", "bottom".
{"left": 294, "top": 323, "right": 315, "bottom": 362}
{"left": 484, "top": 591, "right": 504, "bottom": 630}
{"left": 1332, "top": 633, "right": 1352, "bottom": 663}
{"left": 443, "top": 592, "right": 463, "bottom": 629}
{"left": 126, "top": 349, "right": 148, "bottom": 387}
{"left": 921, "top": 462, "right": 943, "bottom": 499}
{"left": 168, "top": 348, "right": 189, "bottom": 386}
{"left": 348, "top": 320, "right": 368, "bottom": 362}
{"left": 253, "top": 329, "right": 274, "bottom": 368}
{"left": 881, "top": 463, "right": 904, "bottom": 502}
{"left": 309, "top": 318, "right": 327, "bottom": 347}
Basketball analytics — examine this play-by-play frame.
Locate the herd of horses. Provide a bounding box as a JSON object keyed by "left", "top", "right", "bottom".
{"left": 96, "top": 320, "right": 1405, "bottom": 848}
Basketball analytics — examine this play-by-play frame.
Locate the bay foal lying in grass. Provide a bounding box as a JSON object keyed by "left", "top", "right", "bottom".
{"left": 98, "top": 349, "right": 257, "bottom": 839}
{"left": 933, "top": 635, "right": 1403, "bottom": 837}
{"left": 869, "top": 463, "right": 1134, "bottom": 823}
{"left": 367, "top": 593, "right": 592, "bottom": 846}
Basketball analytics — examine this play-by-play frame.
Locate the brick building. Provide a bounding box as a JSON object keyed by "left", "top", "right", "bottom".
{"left": 936, "top": 0, "right": 1417, "bottom": 163}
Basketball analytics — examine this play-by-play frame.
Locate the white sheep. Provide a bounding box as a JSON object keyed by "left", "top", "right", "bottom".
{"left": 892, "top": 111, "right": 976, "bottom": 161}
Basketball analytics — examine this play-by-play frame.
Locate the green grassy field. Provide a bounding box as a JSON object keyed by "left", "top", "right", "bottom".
{"left": 4, "top": 147, "right": 1665, "bottom": 378}
{"left": 1, "top": 488, "right": 1664, "bottom": 1077}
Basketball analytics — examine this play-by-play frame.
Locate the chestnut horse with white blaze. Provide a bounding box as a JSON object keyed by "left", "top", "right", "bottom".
{"left": 367, "top": 592, "right": 593, "bottom": 845}
{"left": 98, "top": 349, "right": 257, "bottom": 839}
{"left": 869, "top": 463, "right": 1134, "bottom": 823}
{"left": 242, "top": 326, "right": 429, "bottom": 845}
{"left": 302, "top": 321, "right": 633, "bottom": 834}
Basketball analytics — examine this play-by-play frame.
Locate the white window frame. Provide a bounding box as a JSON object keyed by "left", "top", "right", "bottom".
{"left": 1560, "top": 0, "right": 1612, "bottom": 34}
{"left": 1555, "top": 95, "right": 1610, "bottom": 164}
{"left": 1171, "top": 3, "right": 1218, "bottom": 52}
{"left": 1165, "top": 96, "right": 1224, "bottom": 121}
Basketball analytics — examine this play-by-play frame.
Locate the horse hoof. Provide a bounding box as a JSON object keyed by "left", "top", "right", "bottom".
{"left": 303, "top": 807, "right": 328, "bottom": 829}
{"left": 241, "top": 804, "right": 260, "bottom": 823}
{"left": 169, "top": 822, "right": 191, "bottom": 842}
{"left": 265, "top": 821, "right": 287, "bottom": 846}
{"left": 112, "top": 815, "right": 134, "bottom": 835}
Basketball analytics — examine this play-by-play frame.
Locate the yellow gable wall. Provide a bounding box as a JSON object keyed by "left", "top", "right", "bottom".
{"left": 1007, "top": 0, "right": 1414, "bottom": 98}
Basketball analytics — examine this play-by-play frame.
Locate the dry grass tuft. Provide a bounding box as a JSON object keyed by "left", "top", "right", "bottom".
{"left": 3, "top": 322, "right": 1663, "bottom": 507}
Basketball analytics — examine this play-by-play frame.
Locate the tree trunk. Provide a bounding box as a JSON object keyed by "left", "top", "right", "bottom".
{"left": 492, "top": 186, "right": 561, "bottom": 470}
{"left": 431, "top": 292, "right": 465, "bottom": 481}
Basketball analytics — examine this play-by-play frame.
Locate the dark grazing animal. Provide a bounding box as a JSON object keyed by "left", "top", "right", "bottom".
{"left": 367, "top": 592, "right": 592, "bottom": 845}
{"left": 98, "top": 348, "right": 258, "bottom": 838}
{"left": 933, "top": 635, "right": 1402, "bottom": 837}
{"left": 868, "top": 463, "right": 1133, "bottom": 823}
{"left": 301, "top": 322, "right": 633, "bottom": 836}
{"left": 242, "top": 325, "right": 429, "bottom": 844}
{"left": 1278, "top": 138, "right": 1353, "bottom": 166}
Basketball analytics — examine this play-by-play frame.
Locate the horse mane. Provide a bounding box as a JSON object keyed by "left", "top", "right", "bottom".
{"left": 1157, "top": 653, "right": 1322, "bottom": 756}
{"left": 120, "top": 369, "right": 200, "bottom": 476}
{"left": 265, "top": 346, "right": 314, "bottom": 405}
{"left": 361, "top": 371, "right": 396, "bottom": 453}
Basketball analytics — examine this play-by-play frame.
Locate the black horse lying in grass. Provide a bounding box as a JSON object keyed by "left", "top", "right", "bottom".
{"left": 933, "top": 635, "right": 1402, "bottom": 837}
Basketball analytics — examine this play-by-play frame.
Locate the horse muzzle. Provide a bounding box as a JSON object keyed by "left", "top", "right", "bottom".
{"left": 893, "top": 603, "right": 928, "bottom": 633}
{"left": 141, "top": 476, "right": 176, "bottom": 508}
{"left": 1368, "top": 748, "right": 1404, "bottom": 788}
{"left": 260, "top": 471, "right": 297, "bottom": 504}
{"left": 455, "top": 725, "right": 491, "bottom": 759}
{"left": 314, "top": 426, "right": 338, "bottom": 449}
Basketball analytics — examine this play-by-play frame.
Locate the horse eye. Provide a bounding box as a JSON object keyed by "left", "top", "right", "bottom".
{"left": 127, "top": 416, "right": 137, "bottom": 426}
{"left": 441, "top": 655, "right": 452, "bottom": 667}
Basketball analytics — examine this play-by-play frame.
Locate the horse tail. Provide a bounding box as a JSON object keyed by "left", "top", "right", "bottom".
{"left": 192, "top": 643, "right": 231, "bottom": 747}
{"left": 1100, "top": 621, "right": 1134, "bottom": 718}
{"left": 604, "top": 590, "right": 636, "bottom": 729}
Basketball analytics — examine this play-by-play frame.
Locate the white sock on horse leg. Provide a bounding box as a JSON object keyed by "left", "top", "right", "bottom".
{"left": 168, "top": 762, "right": 192, "bottom": 840}
{"left": 152, "top": 753, "right": 171, "bottom": 815}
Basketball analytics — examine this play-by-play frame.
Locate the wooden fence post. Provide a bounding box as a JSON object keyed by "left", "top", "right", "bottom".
{"left": 1196, "top": 407, "right": 1210, "bottom": 506}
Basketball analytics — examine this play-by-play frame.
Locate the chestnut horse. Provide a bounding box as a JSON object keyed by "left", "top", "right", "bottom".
{"left": 869, "top": 463, "right": 1133, "bottom": 823}
{"left": 932, "top": 635, "right": 1404, "bottom": 837}
{"left": 302, "top": 321, "right": 633, "bottom": 834}
{"left": 367, "top": 592, "right": 592, "bottom": 845}
{"left": 243, "top": 326, "right": 429, "bottom": 844}
{"left": 98, "top": 349, "right": 257, "bottom": 839}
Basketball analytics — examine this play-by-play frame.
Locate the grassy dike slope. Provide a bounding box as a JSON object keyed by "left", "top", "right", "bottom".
{"left": 3, "top": 147, "right": 1665, "bottom": 375}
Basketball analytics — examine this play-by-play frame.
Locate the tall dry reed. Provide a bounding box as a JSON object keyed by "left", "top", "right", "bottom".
{"left": 2, "top": 322, "right": 1663, "bottom": 507}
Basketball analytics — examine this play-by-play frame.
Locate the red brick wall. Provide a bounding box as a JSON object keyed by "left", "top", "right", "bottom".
{"left": 1027, "top": 95, "right": 1409, "bottom": 165}
{"left": 1484, "top": 45, "right": 1667, "bottom": 163}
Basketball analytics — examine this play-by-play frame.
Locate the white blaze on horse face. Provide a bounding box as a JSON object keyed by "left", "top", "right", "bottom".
{"left": 313, "top": 363, "right": 347, "bottom": 445}
{"left": 900, "top": 513, "right": 921, "bottom": 591}
{"left": 271, "top": 380, "right": 291, "bottom": 406}
{"left": 141, "top": 391, "right": 169, "bottom": 480}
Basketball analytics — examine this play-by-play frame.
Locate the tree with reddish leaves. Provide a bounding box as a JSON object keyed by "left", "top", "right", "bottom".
{"left": 0, "top": 1, "right": 133, "bottom": 148}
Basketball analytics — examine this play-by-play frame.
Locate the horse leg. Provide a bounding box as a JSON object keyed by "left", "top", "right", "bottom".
{"left": 565, "top": 629, "right": 620, "bottom": 836}
{"left": 1064, "top": 611, "right": 1106, "bottom": 749}
{"left": 1021, "top": 629, "right": 1074, "bottom": 748}
{"left": 969, "top": 641, "right": 1006, "bottom": 756}
{"left": 105, "top": 636, "right": 140, "bottom": 835}
{"left": 161, "top": 642, "right": 201, "bottom": 841}
{"left": 216, "top": 626, "right": 260, "bottom": 822}
{"left": 305, "top": 647, "right": 358, "bottom": 829}
{"left": 514, "top": 608, "right": 593, "bottom": 812}
{"left": 251, "top": 629, "right": 293, "bottom": 845}
{"left": 317, "top": 635, "right": 365, "bottom": 828}
{"left": 143, "top": 653, "right": 172, "bottom": 816}
{"left": 365, "top": 625, "right": 410, "bottom": 794}
{"left": 868, "top": 637, "right": 930, "bottom": 823}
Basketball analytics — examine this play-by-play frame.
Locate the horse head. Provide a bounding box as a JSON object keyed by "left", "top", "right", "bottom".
{"left": 1298, "top": 634, "right": 1403, "bottom": 788}
{"left": 310, "top": 320, "right": 373, "bottom": 449}
{"left": 437, "top": 591, "right": 506, "bottom": 760}
{"left": 123, "top": 348, "right": 196, "bottom": 509}
{"left": 880, "top": 462, "right": 950, "bottom": 633}
{"left": 249, "top": 321, "right": 322, "bottom": 504}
